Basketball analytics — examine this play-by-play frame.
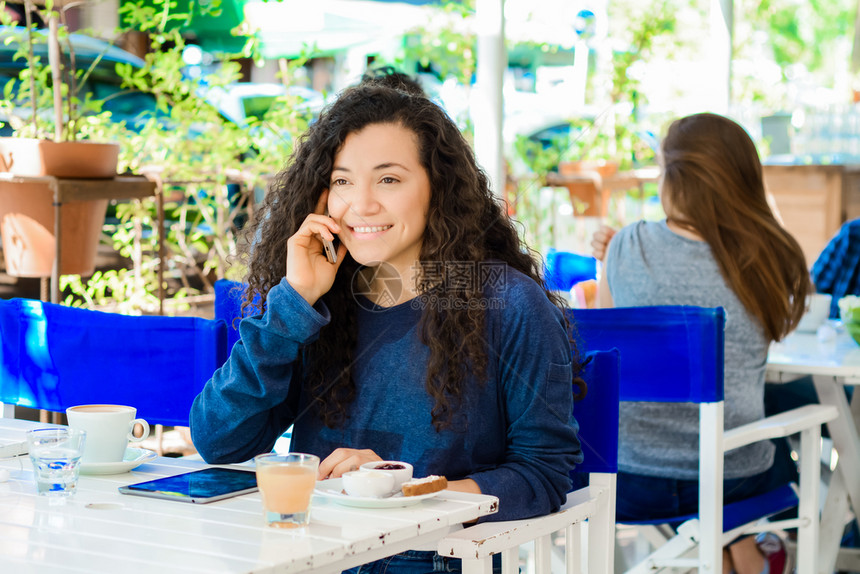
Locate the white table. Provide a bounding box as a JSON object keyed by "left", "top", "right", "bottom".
{"left": 0, "top": 419, "right": 499, "bottom": 574}
{"left": 767, "top": 327, "right": 860, "bottom": 573}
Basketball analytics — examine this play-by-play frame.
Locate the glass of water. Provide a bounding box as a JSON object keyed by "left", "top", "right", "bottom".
{"left": 26, "top": 428, "right": 87, "bottom": 503}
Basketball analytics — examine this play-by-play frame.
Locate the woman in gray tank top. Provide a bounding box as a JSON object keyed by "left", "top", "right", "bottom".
{"left": 595, "top": 113, "right": 810, "bottom": 574}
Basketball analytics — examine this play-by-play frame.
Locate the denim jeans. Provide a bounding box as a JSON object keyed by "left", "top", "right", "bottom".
{"left": 342, "top": 550, "right": 503, "bottom": 574}
{"left": 614, "top": 456, "right": 794, "bottom": 523}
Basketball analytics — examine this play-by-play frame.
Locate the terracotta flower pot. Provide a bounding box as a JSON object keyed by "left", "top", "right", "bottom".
{"left": 558, "top": 160, "right": 619, "bottom": 179}
{"left": 0, "top": 138, "right": 119, "bottom": 178}
{"left": 554, "top": 161, "right": 620, "bottom": 217}
{"left": 0, "top": 180, "right": 108, "bottom": 277}
{"left": 0, "top": 138, "right": 118, "bottom": 277}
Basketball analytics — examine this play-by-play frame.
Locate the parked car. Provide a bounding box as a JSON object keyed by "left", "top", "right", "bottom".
{"left": 202, "top": 82, "right": 326, "bottom": 127}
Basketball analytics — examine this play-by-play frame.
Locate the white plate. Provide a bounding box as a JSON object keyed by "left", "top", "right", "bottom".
{"left": 314, "top": 478, "right": 442, "bottom": 508}
{"left": 80, "top": 448, "right": 158, "bottom": 475}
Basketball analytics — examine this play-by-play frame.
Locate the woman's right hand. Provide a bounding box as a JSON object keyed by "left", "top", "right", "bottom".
{"left": 590, "top": 225, "right": 618, "bottom": 262}
{"left": 286, "top": 190, "right": 348, "bottom": 306}
{"left": 317, "top": 447, "right": 383, "bottom": 480}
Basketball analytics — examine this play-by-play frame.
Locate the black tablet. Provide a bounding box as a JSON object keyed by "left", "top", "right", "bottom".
{"left": 118, "top": 467, "right": 258, "bottom": 504}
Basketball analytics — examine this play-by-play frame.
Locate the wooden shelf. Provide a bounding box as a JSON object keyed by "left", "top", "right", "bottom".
{"left": 762, "top": 164, "right": 860, "bottom": 267}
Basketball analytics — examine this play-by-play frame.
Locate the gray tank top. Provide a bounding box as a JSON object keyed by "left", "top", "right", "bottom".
{"left": 606, "top": 220, "right": 774, "bottom": 479}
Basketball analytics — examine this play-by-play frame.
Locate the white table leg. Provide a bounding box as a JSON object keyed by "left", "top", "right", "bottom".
{"left": 818, "top": 469, "right": 850, "bottom": 574}
{"left": 461, "top": 556, "right": 493, "bottom": 574}
{"left": 812, "top": 375, "right": 860, "bottom": 573}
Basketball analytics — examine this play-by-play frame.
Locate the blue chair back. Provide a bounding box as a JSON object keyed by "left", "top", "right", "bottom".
{"left": 214, "top": 279, "right": 245, "bottom": 353}
{"left": 0, "top": 298, "right": 228, "bottom": 426}
{"left": 574, "top": 349, "right": 620, "bottom": 475}
{"left": 544, "top": 249, "right": 597, "bottom": 292}
{"left": 214, "top": 279, "right": 260, "bottom": 353}
{"left": 569, "top": 306, "right": 725, "bottom": 403}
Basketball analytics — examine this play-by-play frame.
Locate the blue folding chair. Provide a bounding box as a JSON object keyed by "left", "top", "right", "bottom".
{"left": 571, "top": 306, "right": 838, "bottom": 573}
{"left": 0, "top": 298, "right": 228, "bottom": 428}
{"left": 214, "top": 278, "right": 260, "bottom": 354}
{"left": 441, "top": 349, "right": 620, "bottom": 574}
{"left": 544, "top": 249, "right": 597, "bottom": 293}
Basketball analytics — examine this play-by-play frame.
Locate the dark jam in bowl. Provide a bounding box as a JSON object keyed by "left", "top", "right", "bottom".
{"left": 374, "top": 463, "right": 406, "bottom": 470}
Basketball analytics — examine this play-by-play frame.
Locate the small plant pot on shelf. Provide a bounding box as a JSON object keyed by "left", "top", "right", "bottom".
{"left": 558, "top": 160, "right": 619, "bottom": 179}
{"left": 0, "top": 138, "right": 120, "bottom": 179}
{"left": 552, "top": 161, "right": 620, "bottom": 217}
{"left": 0, "top": 138, "right": 119, "bottom": 278}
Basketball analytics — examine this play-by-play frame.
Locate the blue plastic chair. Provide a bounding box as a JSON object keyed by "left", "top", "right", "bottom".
{"left": 571, "top": 306, "right": 837, "bottom": 573}
{"left": 441, "top": 349, "right": 620, "bottom": 574}
{"left": 0, "top": 298, "right": 228, "bottom": 427}
{"left": 544, "top": 249, "right": 597, "bottom": 293}
{"left": 214, "top": 279, "right": 260, "bottom": 353}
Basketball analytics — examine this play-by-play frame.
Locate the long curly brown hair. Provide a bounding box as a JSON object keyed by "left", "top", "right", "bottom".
{"left": 240, "top": 84, "right": 580, "bottom": 430}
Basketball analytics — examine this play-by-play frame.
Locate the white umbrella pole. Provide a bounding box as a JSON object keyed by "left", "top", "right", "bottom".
{"left": 474, "top": 0, "right": 506, "bottom": 200}
{"left": 852, "top": 0, "right": 860, "bottom": 72}
{"left": 709, "top": 0, "right": 733, "bottom": 113}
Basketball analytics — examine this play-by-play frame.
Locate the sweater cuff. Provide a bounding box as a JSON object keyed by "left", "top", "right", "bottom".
{"left": 263, "top": 277, "right": 332, "bottom": 343}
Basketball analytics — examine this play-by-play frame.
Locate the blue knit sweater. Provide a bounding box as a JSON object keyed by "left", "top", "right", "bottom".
{"left": 190, "top": 265, "right": 582, "bottom": 521}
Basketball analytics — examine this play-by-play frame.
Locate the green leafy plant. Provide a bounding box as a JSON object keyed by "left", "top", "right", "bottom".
{"left": 733, "top": 0, "right": 855, "bottom": 113}
{"left": 510, "top": 134, "right": 569, "bottom": 254}
{"left": 555, "top": 116, "right": 616, "bottom": 166}
{"left": 399, "top": 0, "right": 475, "bottom": 85}
{"left": 394, "top": 0, "right": 474, "bottom": 133}
{"left": 594, "top": 0, "right": 678, "bottom": 171}
{"left": 58, "top": 0, "right": 316, "bottom": 312}
{"left": 838, "top": 295, "right": 860, "bottom": 323}
{"left": 0, "top": 0, "right": 125, "bottom": 142}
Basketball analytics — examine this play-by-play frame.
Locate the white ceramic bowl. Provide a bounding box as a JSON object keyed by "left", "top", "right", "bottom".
{"left": 359, "top": 461, "right": 413, "bottom": 491}
{"left": 341, "top": 470, "right": 395, "bottom": 498}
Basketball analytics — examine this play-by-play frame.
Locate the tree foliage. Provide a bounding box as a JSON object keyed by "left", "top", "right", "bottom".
{"left": 55, "top": 0, "right": 317, "bottom": 312}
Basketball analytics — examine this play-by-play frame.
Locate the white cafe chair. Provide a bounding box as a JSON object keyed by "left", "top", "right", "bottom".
{"left": 439, "top": 348, "right": 621, "bottom": 574}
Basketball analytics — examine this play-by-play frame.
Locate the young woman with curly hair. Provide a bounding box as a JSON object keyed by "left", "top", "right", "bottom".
{"left": 190, "top": 80, "right": 584, "bottom": 558}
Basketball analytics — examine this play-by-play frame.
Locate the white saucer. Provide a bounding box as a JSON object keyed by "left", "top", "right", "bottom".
{"left": 314, "top": 478, "right": 442, "bottom": 508}
{"left": 80, "top": 448, "right": 158, "bottom": 475}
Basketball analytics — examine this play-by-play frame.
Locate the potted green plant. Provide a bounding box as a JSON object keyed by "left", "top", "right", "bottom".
{"left": 557, "top": 116, "right": 620, "bottom": 179}
{"left": 0, "top": 0, "right": 120, "bottom": 278}
{"left": 838, "top": 296, "right": 860, "bottom": 346}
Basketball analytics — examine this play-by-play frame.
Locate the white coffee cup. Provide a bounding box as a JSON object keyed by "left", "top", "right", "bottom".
{"left": 796, "top": 293, "right": 832, "bottom": 333}
{"left": 65, "top": 405, "right": 150, "bottom": 463}
{"left": 342, "top": 470, "right": 395, "bottom": 498}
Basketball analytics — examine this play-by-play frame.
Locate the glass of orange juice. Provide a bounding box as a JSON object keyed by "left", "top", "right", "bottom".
{"left": 255, "top": 452, "right": 319, "bottom": 528}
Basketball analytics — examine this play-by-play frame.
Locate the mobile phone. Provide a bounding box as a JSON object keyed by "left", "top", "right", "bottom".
{"left": 118, "top": 467, "right": 258, "bottom": 504}
{"left": 322, "top": 235, "right": 338, "bottom": 264}
{"left": 322, "top": 209, "right": 339, "bottom": 264}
